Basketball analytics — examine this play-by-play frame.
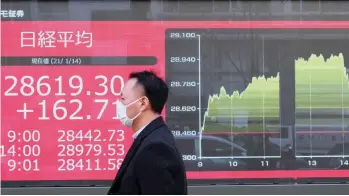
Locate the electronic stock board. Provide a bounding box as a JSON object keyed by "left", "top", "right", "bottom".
{"left": 1, "top": 2, "right": 349, "bottom": 184}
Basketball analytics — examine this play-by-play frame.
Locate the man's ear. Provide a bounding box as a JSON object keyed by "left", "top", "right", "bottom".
{"left": 140, "top": 97, "right": 149, "bottom": 111}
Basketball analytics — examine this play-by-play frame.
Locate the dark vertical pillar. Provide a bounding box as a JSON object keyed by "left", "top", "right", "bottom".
{"left": 130, "top": 0, "right": 150, "bottom": 20}
{"left": 279, "top": 40, "right": 296, "bottom": 153}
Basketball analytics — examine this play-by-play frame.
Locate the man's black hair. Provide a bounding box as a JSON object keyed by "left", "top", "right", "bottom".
{"left": 129, "top": 70, "right": 168, "bottom": 114}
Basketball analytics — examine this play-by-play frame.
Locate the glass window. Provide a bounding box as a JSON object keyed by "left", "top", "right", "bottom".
{"left": 175, "top": 139, "right": 196, "bottom": 155}
{"left": 202, "top": 139, "right": 233, "bottom": 157}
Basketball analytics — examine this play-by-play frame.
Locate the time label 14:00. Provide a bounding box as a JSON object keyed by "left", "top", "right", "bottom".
{"left": 4, "top": 75, "right": 124, "bottom": 97}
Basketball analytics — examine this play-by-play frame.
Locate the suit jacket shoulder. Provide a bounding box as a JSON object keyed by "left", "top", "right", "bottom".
{"left": 107, "top": 117, "right": 188, "bottom": 195}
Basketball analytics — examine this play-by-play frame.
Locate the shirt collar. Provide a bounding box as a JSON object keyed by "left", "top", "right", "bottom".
{"left": 132, "top": 123, "right": 149, "bottom": 139}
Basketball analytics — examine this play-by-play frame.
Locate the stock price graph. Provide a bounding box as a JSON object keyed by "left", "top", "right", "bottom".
{"left": 165, "top": 28, "right": 349, "bottom": 172}
{"left": 203, "top": 75, "right": 279, "bottom": 133}
{"left": 202, "top": 75, "right": 281, "bottom": 159}
{"left": 295, "top": 53, "right": 349, "bottom": 160}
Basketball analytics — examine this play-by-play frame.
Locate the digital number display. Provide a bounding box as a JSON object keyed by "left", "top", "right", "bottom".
{"left": 1, "top": 22, "right": 160, "bottom": 181}
{"left": 2, "top": 21, "right": 349, "bottom": 182}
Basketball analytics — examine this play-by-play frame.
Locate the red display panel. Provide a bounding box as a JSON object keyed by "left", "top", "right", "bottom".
{"left": 2, "top": 21, "right": 349, "bottom": 181}
{"left": 1, "top": 22, "right": 164, "bottom": 181}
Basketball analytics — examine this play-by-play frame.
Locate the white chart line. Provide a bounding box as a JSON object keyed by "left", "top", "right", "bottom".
{"left": 262, "top": 35, "right": 266, "bottom": 159}
{"left": 296, "top": 155, "right": 349, "bottom": 158}
{"left": 200, "top": 156, "right": 281, "bottom": 159}
{"left": 342, "top": 71, "right": 345, "bottom": 157}
{"left": 295, "top": 107, "right": 349, "bottom": 109}
{"left": 230, "top": 74, "right": 234, "bottom": 157}
{"left": 197, "top": 34, "right": 202, "bottom": 159}
{"left": 309, "top": 75, "right": 313, "bottom": 158}
{"left": 199, "top": 107, "right": 281, "bottom": 109}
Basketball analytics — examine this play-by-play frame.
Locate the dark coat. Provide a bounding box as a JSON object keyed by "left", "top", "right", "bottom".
{"left": 107, "top": 117, "right": 188, "bottom": 195}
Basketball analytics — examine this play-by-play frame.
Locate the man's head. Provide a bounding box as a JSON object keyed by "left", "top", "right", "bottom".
{"left": 118, "top": 70, "right": 168, "bottom": 130}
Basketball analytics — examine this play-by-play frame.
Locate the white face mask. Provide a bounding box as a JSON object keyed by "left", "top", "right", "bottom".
{"left": 116, "top": 98, "right": 143, "bottom": 127}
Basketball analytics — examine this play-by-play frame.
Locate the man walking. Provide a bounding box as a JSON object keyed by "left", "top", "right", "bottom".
{"left": 107, "top": 70, "right": 187, "bottom": 195}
